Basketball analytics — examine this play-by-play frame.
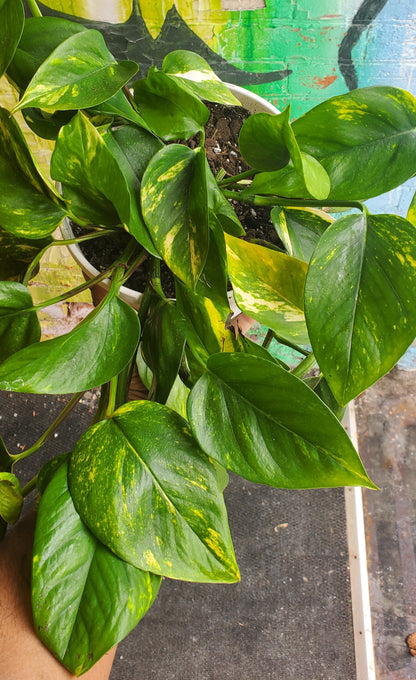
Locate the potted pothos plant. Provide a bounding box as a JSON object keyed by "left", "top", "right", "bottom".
{"left": 1, "top": 0, "right": 416, "bottom": 675}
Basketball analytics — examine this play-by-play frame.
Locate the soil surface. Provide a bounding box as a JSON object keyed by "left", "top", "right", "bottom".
{"left": 74, "top": 102, "right": 279, "bottom": 297}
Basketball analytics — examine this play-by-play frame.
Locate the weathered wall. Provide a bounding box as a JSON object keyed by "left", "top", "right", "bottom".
{"left": 37, "top": 0, "right": 416, "bottom": 115}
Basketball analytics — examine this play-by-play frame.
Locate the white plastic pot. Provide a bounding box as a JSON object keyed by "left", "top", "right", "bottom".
{"left": 61, "top": 84, "right": 279, "bottom": 310}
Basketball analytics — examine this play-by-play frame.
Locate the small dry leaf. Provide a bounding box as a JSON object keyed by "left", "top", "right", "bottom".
{"left": 406, "top": 632, "right": 416, "bottom": 656}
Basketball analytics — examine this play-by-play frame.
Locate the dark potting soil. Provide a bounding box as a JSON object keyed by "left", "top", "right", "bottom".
{"left": 73, "top": 102, "right": 279, "bottom": 298}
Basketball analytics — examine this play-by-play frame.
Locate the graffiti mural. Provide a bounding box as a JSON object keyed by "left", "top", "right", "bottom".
{"left": 38, "top": 0, "right": 416, "bottom": 116}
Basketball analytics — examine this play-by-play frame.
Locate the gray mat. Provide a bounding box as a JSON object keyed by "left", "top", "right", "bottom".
{"left": 0, "top": 392, "right": 356, "bottom": 680}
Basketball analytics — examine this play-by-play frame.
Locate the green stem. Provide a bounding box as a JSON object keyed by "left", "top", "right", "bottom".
{"left": 92, "top": 383, "right": 109, "bottom": 424}
{"left": 23, "top": 229, "right": 116, "bottom": 286}
{"left": 221, "top": 190, "right": 366, "bottom": 213}
{"left": 199, "top": 128, "right": 206, "bottom": 148}
{"left": 271, "top": 333, "right": 309, "bottom": 357}
{"left": 106, "top": 377, "right": 119, "bottom": 417}
{"left": 11, "top": 392, "right": 84, "bottom": 463}
{"left": 25, "top": 0, "right": 42, "bottom": 17}
{"left": 138, "top": 282, "right": 153, "bottom": 327}
{"left": 262, "top": 329, "right": 274, "bottom": 349}
{"left": 21, "top": 475, "right": 38, "bottom": 498}
{"left": 121, "top": 250, "right": 146, "bottom": 287}
{"left": 291, "top": 351, "right": 316, "bottom": 378}
{"left": 219, "top": 169, "right": 259, "bottom": 188}
{"left": 151, "top": 259, "right": 165, "bottom": 299}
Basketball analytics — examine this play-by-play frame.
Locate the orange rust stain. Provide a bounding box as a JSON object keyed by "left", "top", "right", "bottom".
{"left": 312, "top": 74, "right": 338, "bottom": 89}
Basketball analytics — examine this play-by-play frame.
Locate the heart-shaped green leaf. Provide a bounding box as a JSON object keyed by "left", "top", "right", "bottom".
{"left": 51, "top": 112, "right": 157, "bottom": 255}
{"left": 0, "top": 284, "right": 140, "bottom": 393}
{"left": 141, "top": 145, "right": 209, "bottom": 289}
{"left": 271, "top": 207, "right": 332, "bottom": 262}
{"left": 6, "top": 16, "right": 86, "bottom": 90}
{"left": 225, "top": 233, "right": 309, "bottom": 344}
{"left": 292, "top": 86, "right": 416, "bottom": 200}
{"left": 162, "top": 50, "right": 241, "bottom": 106}
{"left": 305, "top": 212, "right": 416, "bottom": 404}
{"left": 133, "top": 67, "right": 209, "bottom": 140}
{"left": 239, "top": 110, "right": 291, "bottom": 171}
{"left": 0, "top": 0, "right": 24, "bottom": 79}
{"left": 141, "top": 296, "right": 186, "bottom": 403}
{"left": 33, "top": 460, "right": 161, "bottom": 677}
{"left": 188, "top": 353, "right": 376, "bottom": 489}
{"left": 0, "top": 107, "right": 66, "bottom": 238}
{"left": 13, "top": 29, "right": 139, "bottom": 113}
{"left": 0, "top": 281, "right": 40, "bottom": 361}
{"left": 69, "top": 401, "right": 239, "bottom": 583}
{"left": 0, "top": 472, "right": 22, "bottom": 523}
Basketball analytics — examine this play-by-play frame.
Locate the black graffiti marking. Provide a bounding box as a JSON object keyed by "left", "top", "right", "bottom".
{"left": 338, "top": 0, "right": 390, "bottom": 90}
{"left": 39, "top": 0, "right": 291, "bottom": 86}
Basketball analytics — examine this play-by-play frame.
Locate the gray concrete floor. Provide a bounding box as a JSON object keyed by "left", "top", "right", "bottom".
{"left": 356, "top": 366, "right": 416, "bottom": 680}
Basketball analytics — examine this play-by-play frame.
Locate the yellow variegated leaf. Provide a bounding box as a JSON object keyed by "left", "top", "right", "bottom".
{"left": 225, "top": 233, "right": 309, "bottom": 344}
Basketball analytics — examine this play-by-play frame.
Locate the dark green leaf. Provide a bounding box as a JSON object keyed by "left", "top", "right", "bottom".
{"left": 0, "top": 0, "right": 24, "bottom": 79}
{"left": 88, "top": 89, "right": 149, "bottom": 130}
{"left": 0, "top": 281, "right": 40, "bottom": 360}
{"left": 133, "top": 67, "right": 209, "bottom": 140}
{"left": 51, "top": 112, "right": 158, "bottom": 255}
{"left": 176, "top": 280, "right": 242, "bottom": 365}
{"left": 0, "top": 107, "right": 66, "bottom": 238}
{"left": 239, "top": 109, "right": 291, "bottom": 171}
{"left": 293, "top": 86, "right": 416, "bottom": 200}
{"left": 271, "top": 207, "right": 332, "bottom": 262}
{"left": 0, "top": 285, "right": 140, "bottom": 393}
{"left": 313, "top": 377, "right": 345, "bottom": 420}
{"left": 141, "top": 145, "right": 209, "bottom": 288}
{"left": 196, "top": 212, "right": 229, "bottom": 309}
{"left": 21, "top": 107, "right": 76, "bottom": 141}
{"left": 33, "top": 461, "right": 161, "bottom": 676}
{"left": 188, "top": 353, "right": 376, "bottom": 489}
{"left": 206, "top": 161, "right": 244, "bottom": 237}
{"left": 225, "top": 233, "right": 309, "bottom": 344}
{"left": 305, "top": 213, "right": 416, "bottom": 404}
{"left": 106, "top": 125, "right": 163, "bottom": 183}
{"left": 37, "top": 452, "right": 70, "bottom": 495}
{"left": 141, "top": 296, "right": 186, "bottom": 403}
{"left": 0, "top": 227, "right": 52, "bottom": 281}
{"left": 162, "top": 50, "right": 241, "bottom": 106}
{"left": 6, "top": 16, "right": 86, "bottom": 90}
{"left": 14, "top": 30, "right": 138, "bottom": 112}
{"left": 248, "top": 162, "right": 306, "bottom": 199}
{"left": 69, "top": 401, "right": 239, "bottom": 583}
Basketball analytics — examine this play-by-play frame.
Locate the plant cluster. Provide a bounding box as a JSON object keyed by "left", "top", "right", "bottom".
{"left": 1, "top": 0, "right": 416, "bottom": 675}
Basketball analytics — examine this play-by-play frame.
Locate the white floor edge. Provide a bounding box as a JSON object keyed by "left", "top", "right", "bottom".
{"left": 344, "top": 404, "right": 377, "bottom": 680}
